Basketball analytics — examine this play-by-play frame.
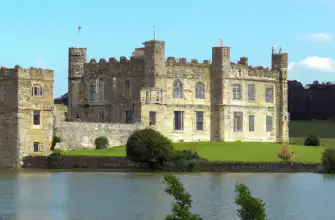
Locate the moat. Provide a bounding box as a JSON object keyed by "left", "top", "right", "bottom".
{"left": 0, "top": 171, "right": 333, "bottom": 220}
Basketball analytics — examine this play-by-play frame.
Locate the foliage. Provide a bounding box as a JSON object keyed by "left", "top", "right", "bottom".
{"left": 126, "top": 128, "right": 173, "bottom": 163}
{"left": 304, "top": 134, "right": 320, "bottom": 146}
{"left": 277, "top": 145, "right": 293, "bottom": 161}
{"left": 163, "top": 174, "right": 203, "bottom": 220}
{"left": 235, "top": 183, "right": 267, "bottom": 220}
{"left": 321, "top": 148, "right": 335, "bottom": 174}
{"left": 49, "top": 149, "right": 62, "bottom": 156}
{"left": 164, "top": 150, "right": 208, "bottom": 172}
{"left": 94, "top": 136, "right": 109, "bottom": 149}
{"left": 51, "top": 136, "right": 62, "bottom": 150}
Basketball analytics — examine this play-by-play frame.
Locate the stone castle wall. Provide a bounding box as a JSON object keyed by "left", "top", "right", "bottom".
{"left": 54, "top": 121, "right": 145, "bottom": 151}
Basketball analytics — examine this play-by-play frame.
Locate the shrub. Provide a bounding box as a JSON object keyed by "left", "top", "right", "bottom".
{"left": 304, "top": 134, "right": 320, "bottom": 146}
{"left": 277, "top": 145, "right": 293, "bottom": 161}
{"left": 51, "top": 136, "right": 62, "bottom": 150}
{"left": 235, "top": 183, "right": 267, "bottom": 220}
{"left": 322, "top": 148, "right": 335, "bottom": 174}
{"left": 164, "top": 150, "right": 208, "bottom": 172}
{"left": 94, "top": 136, "right": 109, "bottom": 149}
{"left": 126, "top": 128, "right": 173, "bottom": 163}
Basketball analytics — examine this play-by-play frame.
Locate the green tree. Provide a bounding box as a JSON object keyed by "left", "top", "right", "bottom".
{"left": 163, "top": 174, "right": 203, "bottom": 220}
{"left": 235, "top": 183, "right": 267, "bottom": 220}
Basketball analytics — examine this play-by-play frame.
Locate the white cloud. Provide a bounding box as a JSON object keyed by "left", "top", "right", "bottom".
{"left": 306, "top": 33, "right": 332, "bottom": 42}
{"left": 289, "top": 56, "right": 335, "bottom": 72}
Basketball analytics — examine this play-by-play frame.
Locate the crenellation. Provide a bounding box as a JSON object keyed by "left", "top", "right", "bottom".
{"left": 191, "top": 59, "right": 198, "bottom": 64}
{"left": 178, "top": 58, "right": 187, "bottom": 65}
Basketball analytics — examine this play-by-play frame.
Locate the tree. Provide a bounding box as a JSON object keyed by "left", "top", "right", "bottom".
{"left": 235, "top": 183, "right": 267, "bottom": 220}
{"left": 163, "top": 174, "right": 203, "bottom": 220}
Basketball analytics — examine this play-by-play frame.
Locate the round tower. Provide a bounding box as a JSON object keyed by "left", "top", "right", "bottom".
{"left": 68, "top": 48, "right": 87, "bottom": 120}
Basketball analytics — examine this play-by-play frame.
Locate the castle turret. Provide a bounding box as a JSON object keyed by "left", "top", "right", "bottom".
{"left": 210, "top": 42, "right": 231, "bottom": 141}
{"left": 143, "top": 40, "right": 166, "bottom": 87}
{"left": 271, "top": 47, "right": 289, "bottom": 143}
{"left": 68, "top": 48, "right": 87, "bottom": 120}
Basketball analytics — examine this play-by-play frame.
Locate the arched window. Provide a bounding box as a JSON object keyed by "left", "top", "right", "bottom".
{"left": 173, "top": 79, "right": 184, "bottom": 99}
{"left": 195, "top": 82, "right": 205, "bottom": 99}
{"left": 99, "top": 110, "right": 105, "bottom": 122}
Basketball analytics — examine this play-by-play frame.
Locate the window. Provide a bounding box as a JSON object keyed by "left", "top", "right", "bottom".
{"left": 195, "top": 111, "right": 204, "bottom": 131}
{"left": 126, "top": 111, "right": 132, "bottom": 124}
{"left": 156, "top": 92, "right": 160, "bottom": 102}
{"left": 265, "top": 86, "right": 274, "bottom": 103}
{"left": 98, "top": 78, "right": 105, "bottom": 101}
{"left": 76, "top": 113, "right": 80, "bottom": 119}
{"left": 33, "top": 111, "right": 41, "bottom": 126}
{"left": 174, "top": 111, "right": 184, "bottom": 130}
{"left": 32, "top": 85, "right": 42, "bottom": 96}
{"left": 195, "top": 82, "right": 205, "bottom": 99}
{"left": 125, "top": 79, "right": 131, "bottom": 97}
{"left": 232, "top": 84, "right": 241, "bottom": 100}
{"left": 266, "top": 115, "right": 273, "bottom": 132}
{"left": 145, "top": 91, "right": 150, "bottom": 101}
{"left": 99, "top": 110, "right": 105, "bottom": 122}
{"left": 104, "top": 80, "right": 108, "bottom": 101}
{"left": 248, "top": 84, "right": 256, "bottom": 102}
{"left": 173, "top": 79, "right": 184, "bottom": 99}
{"left": 233, "top": 112, "right": 243, "bottom": 132}
{"left": 149, "top": 111, "right": 156, "bottom": 125}
{"left": 89, "top": 81, "right": 95, "bottom": 101}
{"left": 249, "top": 115, "right": 255, "bottom": 132}
{"left": 33, "top": 142, "right": 39, "bottom": 152}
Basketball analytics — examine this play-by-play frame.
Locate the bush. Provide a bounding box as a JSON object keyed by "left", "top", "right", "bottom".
{"left": 51, "top": 136, "right": 62, "bottom": 150}
{"left": 163, "top": 150, "right": 208, "bottom": 172}
{"left": 277, "top": 145, "right": 293, "bottom": 161}
{"left": 126, "top": 128, "right": 173, "bottom": 163}
{"left": 235, "top": 183, "right": 267, "bottom": 220}
{"left": 304, "top": 134, "right": 320, "bottom": 146}
{"left": 94, "top": 136, "right": 109, "bottom": 149}
{"left": 322, "top": 148, "right": 335, "bottom": 173}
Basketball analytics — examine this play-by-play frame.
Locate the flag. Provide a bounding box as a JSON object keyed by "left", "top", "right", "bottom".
{"left": 78, "top": 26, "right": 82, "bottom": 35}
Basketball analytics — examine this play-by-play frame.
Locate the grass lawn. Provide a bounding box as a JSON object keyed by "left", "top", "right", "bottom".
{"left": 61, "top": 142, "right": 326, "bottom": 163}
{"left": 60, "top": 120, "right": 335, "bottom": 163}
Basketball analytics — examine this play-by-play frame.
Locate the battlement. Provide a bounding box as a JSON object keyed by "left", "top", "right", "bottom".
{"left": 87, "top": 56, "right": 132, "bottom": 67}
{"left": 69, "top": 48, "right": 87, "bottom": 56}
{"left": 166, "top": 57, "right": 211, "bottom": 67}
{"left": 0, "top": 65, "right": 54, "bottom": 80}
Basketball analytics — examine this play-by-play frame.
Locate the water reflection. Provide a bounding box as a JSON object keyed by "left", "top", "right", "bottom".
{"left": 0, "top": 171, "right": 334, "bottom": 220}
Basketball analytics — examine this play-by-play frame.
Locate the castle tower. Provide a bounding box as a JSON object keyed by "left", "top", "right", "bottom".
{"left": 68, "top": 48, "right": 87, "bottom": 120}
{"left": 210, "top": 43, "right": 231, "bottom": 141}
{"left": 142, "top": 40, "right": 166, "bottom": 87}
{"left": 271, "top": 48, "right": 289, "bottom": 143}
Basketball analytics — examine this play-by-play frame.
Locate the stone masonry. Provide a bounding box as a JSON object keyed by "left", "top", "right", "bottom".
{"left": 0, "top": 38, "right": 289, "bottom": 168}
{"left": 67, "top": 39, "right": 289, "bottom": 143}
{"left": 0, "top": 66, "right": 54, "bottom": 168}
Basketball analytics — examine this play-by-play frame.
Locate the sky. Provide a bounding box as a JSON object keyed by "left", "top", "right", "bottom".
{"left": 0, "top": 0, "right": 334, "bottom": 97}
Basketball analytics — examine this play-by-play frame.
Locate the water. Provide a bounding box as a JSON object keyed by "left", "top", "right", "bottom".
{"left": 0, "top": 171, "right": 334, "bottom": 220}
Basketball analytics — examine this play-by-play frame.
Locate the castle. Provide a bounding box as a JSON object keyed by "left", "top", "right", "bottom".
{"left": 68, "top": 40, "right": 289, "bottom": 143}
{"left": 0, "top": 38, "right": 289, "bottom": 168}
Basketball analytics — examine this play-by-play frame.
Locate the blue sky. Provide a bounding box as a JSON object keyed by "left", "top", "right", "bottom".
{"left": 0, "top": 0, "right": 334, "bottom": 97}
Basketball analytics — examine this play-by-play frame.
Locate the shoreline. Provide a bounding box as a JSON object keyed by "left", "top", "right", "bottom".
{"left": 21, "top": 156, "right": 324, "bottom": 173}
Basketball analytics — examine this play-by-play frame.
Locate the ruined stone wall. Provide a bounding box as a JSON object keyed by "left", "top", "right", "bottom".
{"left": 0, "top": 67, "right": 19, "bottom": 167}
{"left": 17, "top": 67, "right": 54, "bottom": 159}
{"left": 55, "top": 122, "right": 145, "bottom": 150}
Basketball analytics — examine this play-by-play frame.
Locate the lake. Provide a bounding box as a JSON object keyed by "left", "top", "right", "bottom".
{"left": 0, "top": 171, "right": 333, "bottom": 220}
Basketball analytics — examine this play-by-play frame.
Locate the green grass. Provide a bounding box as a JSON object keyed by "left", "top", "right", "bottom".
{"left": 61, "top": 142, "right": 326, "bottom": 163}
{"left": 60, "top": 120, "right": 335, "bottom": 163}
